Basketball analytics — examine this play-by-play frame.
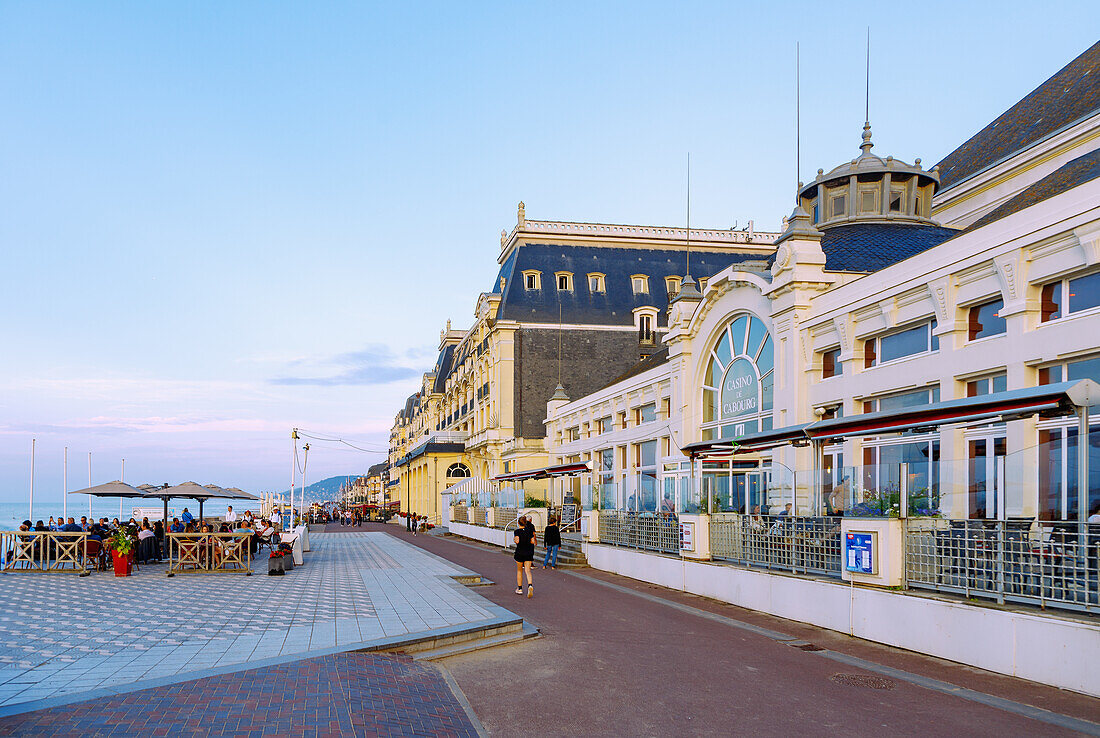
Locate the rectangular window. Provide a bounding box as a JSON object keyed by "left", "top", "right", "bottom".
{"left": 968, "top": 298, "right": 1006, "bottom": 341}
{"left": 557, "top": 274, "right": 570, "bottom": 290}
{"left": 822, "top": 347, "right": 842, "bottom": 379}
{"left": 831, "top": 194, "right": 846, "bottom": 218}
{"left": 636, "top": 403, "right": 656, "bottom": 424}
{"left": 966, "top": 373, "right": 1007, "bottom": 397}
{"left": 860, "top": 189, "right": 876, "bottom": 213}
{"left": 1040, "top": 271, "right": 1100, "bottom": 322}
{"left": 867, "top": 320, "right": 937, "bottom": 366}
{"left": 617, "top": 411, "right": 627, "bottom": 429}
{"left": 567, "top": 426, "right": 580, "bottom": 442}
{"left": 661, "top": 397, "right": 671, "bottom": 419}
{"left": 598, "top": 417, "right": 612, "bottom": 435}
{"left": 889, "top": 189, "right": 903, "bottom": 212}
{"left": 636, "top": 440, "right": 657, "bottom": 467}
{"left": 1069, "top": 271, "right": 1100, "bottom": 314}
{"left": 589, "top": 274, "right": 605, "bottom": 292}
{"left": 525, "top": 273, "right": 537, "bottom": 290}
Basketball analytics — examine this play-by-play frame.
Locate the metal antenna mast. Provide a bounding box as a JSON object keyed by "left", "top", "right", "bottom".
{"left": 796, "top": 42, "right": 800, "bottom": 190}
{"left": 685, "top": 152, "right": 691, "bottom": 278}
{"left": 865, "top": 27, "right": 871, "bottom": 126}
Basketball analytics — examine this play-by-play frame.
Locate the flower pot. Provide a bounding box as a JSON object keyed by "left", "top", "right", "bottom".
{"left": 112, "top": 551, "right": 132, "bottom": 577}
{"left": 267, "top": 556, "right": 285, "bottom": 575}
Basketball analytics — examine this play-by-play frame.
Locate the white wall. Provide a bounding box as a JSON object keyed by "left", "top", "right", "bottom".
{"left": 584, "top": 543, "right": 1099, "bottom": 697}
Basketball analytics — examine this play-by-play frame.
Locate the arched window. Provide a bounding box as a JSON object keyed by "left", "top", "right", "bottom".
{"left": 446, "top": 463, "right": 471, "bottom": 478}
{"left": 701, "top": 313, "right": 774, "bottom": 441}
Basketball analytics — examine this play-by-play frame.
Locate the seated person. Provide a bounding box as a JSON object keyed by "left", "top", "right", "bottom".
{"left": 60, "top": 517, "right": 83, "bottom": 533}
{"left": 169, "top": 517, "right": 184, "bottom": 533}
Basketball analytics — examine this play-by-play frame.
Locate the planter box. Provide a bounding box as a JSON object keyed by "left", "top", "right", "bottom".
{"left": 267, "top": 556, "right": 287, "bottom": 575}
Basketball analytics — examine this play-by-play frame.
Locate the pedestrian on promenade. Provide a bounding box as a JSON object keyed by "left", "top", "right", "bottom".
{"left": 542, "top": 515, "right": 561, "bottom": 570}
{"left": 226, "top": 506, "right": 237, "bottom": 523}
{"left": 514, "top": 515, "right": 536, "bottom": 598}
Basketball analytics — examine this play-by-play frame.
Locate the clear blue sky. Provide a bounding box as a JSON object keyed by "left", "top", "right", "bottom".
{"left": 1, "top": 2, "right": 1096, "bottom": 500}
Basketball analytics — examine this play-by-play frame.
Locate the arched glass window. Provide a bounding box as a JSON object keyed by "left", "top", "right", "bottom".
{"left": 701, "top": 313, "right": 774, "bottom": 441}
{"left": 446, "top": 463, "right": 471, "bottom": 478}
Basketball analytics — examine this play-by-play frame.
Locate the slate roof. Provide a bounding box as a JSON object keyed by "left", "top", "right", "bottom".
{"left": 935, "top": 41, "right": 1100, "bottom": 191}
{"left": 599, "top": 346, "right": 671, "bottom": 391}
{"left": 966, "top": 148, "right": 1100, "bottom": 232}
{"left": 367, "top": 462, "right": 388, "bottom": 477}
{"left": 431, "top": 344, "right": 455, "bottom": 394}
{"left": 495, "top": 243, "right": 770, "bottom": 327}
{"left": 820, "top": 222, "right": 960, "bottom": 273}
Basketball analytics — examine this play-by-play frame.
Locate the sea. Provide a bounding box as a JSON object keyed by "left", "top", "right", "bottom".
{"left": 1, "top": 499, "right": 265, "bottom": 528}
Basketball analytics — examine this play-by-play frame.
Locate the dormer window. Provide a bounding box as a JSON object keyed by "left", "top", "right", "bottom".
{"left": 555, "top": 272, "right": 574, "bottom": 291}
{"left": 859, "top": 188, "right": 877, "bottom": 213}
{"left": 632, "top": 275, "right": 649, "bottom": 294}
{"left": 665, "top": 276, "right": 681, "bottom": 296}
{"left": 522, "top": 270, "right": 541, "bottom": 290}
{"left": 588, "top": 273, "right": 605, "bottom": 292}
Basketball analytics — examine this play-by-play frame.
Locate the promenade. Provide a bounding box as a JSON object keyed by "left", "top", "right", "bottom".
{"left": 0, "top": 531, "right": 504, "bottom": 715}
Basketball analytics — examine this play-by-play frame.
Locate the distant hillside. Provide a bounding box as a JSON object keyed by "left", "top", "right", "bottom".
{"left": 284, "top": 475, "right": 365, "bottom": 503}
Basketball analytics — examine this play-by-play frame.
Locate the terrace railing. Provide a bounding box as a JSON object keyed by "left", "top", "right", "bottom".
{"left": 904, "top": 519, "right": 1098, "bottom": 614}
{"left": 710, "top": 514, "right": 843, "bottom": 578}
{"left": 167, "top": 533, "right": 253, "bottom": 575}
{"left": 598, "top": 510, "right": 679, "bottom": 555}
{"left": 493, "top": 508, "right": 518, "bottom": 529}
{"left": 0, "top": 531, "right": 91, "bottom": 573}
{"left": 471, "top": 507, "right": 488, "bottom": 527}
{"left": 451, "top": 506, "right": 468, "bottom": 523}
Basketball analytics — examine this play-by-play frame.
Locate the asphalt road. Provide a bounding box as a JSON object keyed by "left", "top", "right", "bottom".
{"left": 356, "top": 522, "right": 1100, "bottom": 738}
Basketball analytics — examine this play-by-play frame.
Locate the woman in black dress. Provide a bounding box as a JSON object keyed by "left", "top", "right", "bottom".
{"left": 513, "top": 515, "right": 536, "bottom": 598}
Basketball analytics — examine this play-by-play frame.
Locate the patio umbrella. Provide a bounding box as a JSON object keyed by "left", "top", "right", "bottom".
{"left": 66, "top": 481, "right": 148, "bottom": 524}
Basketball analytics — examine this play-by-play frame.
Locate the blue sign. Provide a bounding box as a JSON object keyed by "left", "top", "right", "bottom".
{"left": 845, "top": 532, "right": 876, "bottom": 574}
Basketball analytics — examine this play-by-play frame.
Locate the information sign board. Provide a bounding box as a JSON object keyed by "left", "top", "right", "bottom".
{"left": 679, "top": 521, "right": 695, "bottom": 552}
{"left": 844, "top": 531, "right": 877, "bottom": 574}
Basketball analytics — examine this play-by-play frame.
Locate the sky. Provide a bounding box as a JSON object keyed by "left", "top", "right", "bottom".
{"left": 1, "top": 2, "right": 1097, "bottom": 500}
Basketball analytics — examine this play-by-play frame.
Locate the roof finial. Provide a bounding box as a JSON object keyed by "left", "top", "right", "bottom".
{"left": 860, "top": 27, "right": 873, "bottom": 155}
{"left": 517, "top": 201, "right": 526, "bottom": 227}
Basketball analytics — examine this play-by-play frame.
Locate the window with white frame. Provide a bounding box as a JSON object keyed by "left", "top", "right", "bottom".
{"left": 631, "top": 274, "right": 649, "bottom": 294}
{"left": 522, "top": 270, "right": 541, "bottom": 290}
{"left": 864, "top": 320, "right": 939, "bottom": 368}
{"left": 555, "top": 272, "right": 573, "bottom": 291}
{"left": 638, "top": 313, "right": 655, "bottom": 342}
{"left": 1040, "top": 270, "right": 1100, "bottom": 322}
{"left": 1037, "top": 354, "right": 1100, "bottom": 520}
{"left": 665, "top": 276, "right": 681, "bottom": 297}
{"left": 966, "top": 373, "right": 1007, "bottom": 397}
{"left": 588, "top": 273, "right": 605, "bottom": 292}
{"left": 700, "top": 312, "right": 774, "bottom": 442}
{"left": 821, "top": 347, "right": 842, "bottom": 379}
{"left": 635, "top": 403, "right": 656, "bottom": 424}
{"left": 967, "top": 298, "right": 1006, "bottom": 341}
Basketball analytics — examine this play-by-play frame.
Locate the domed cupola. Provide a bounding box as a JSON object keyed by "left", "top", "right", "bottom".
{"left": 797, "top": 122, "right": 942, "bottom": 228}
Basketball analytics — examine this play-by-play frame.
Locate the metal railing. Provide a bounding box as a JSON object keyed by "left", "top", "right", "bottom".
{"left": 1, "top": 531, "right": 92, "bottom": 573}
{"left": 471, "top": 507, "right": 488, "bottom": 527}
{"left": 450, "top": 507, "right": 468, "bottom": 523}
{"left": 709, "top": 514, "right": 843, "bottom": 578}
{"left": 905, "top": 520, "right": 1098, "bottom": 614}
{"left": 167, "top": 533, "right": 253, "bottom": 574}
{"left": 493, "top": 508, "right": 518, "bottom": 529}
{"left": 598, "top": 511, "right": 679, "bottom": 555}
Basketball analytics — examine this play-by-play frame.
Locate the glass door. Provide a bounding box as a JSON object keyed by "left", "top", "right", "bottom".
{"left": 968, "top": 435, "right": 1006, "bottom": 519}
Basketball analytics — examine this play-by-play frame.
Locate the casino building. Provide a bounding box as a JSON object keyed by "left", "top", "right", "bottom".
{"left": 546, "top": 41, "right": 1100, "bottom": 528}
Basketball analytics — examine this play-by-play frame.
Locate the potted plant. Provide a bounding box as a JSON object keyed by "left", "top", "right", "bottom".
{"left": 268, "top": 550, "right": 286, "bottom": 575}
{"left": 108, "top": 529, "right": 136, "bottom": 577}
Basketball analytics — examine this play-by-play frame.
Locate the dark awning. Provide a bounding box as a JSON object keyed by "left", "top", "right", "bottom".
{"left": 491, "top": 461, "right": 592, "bottom": 482}
{"left": 680, "top": 379, "right": 1098, "bottom": 458}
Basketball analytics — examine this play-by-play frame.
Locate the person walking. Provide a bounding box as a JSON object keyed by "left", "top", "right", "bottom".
{"left": 542, "top": 515, "right": 561, "bottom": 570}
{"left": 513, "top": 515, "right": 536, "bottom": 597}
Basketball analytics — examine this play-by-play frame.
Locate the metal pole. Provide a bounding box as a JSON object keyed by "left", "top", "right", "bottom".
{"left": 301, "top": 443, "right": 309, "bottom": 526}
{"left": 87, "top": 452, "right": 92, "bottom": 520}
{"left": 63, "top": 446, "right": 68, "bottom": 521}
{"left": 899, "top": 462, "right": 909, "bottom": 520}
{"left": 120, "top": 459, "right": 125, "bottom": 520}
{"left": 29, "top": 438, "right": 35, "bottom": 522}
{"left": 1078, "top": 406, "right": 1089, "bottom": 535}
{"left": 289, "top": 429, "right": 297, "bottom": 528}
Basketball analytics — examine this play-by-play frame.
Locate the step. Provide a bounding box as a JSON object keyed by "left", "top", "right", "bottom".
{"left": 375, "top": 618, "right": 525, "bottom": 657}
{"left": 411, "top": 622, "right": 540, "bottom": 661}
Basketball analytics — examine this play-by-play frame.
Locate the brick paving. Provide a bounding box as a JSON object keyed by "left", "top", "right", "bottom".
{"left": 0, "top": 651, "right": 479, "bottom": 737}
{"left": 380, "top": 523, "right": 1100, "bottom": 738}
{"left": 0, "top": 532, "right": 497, "bottom": 708}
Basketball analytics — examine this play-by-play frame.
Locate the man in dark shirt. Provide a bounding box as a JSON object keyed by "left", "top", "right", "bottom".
{"left": 60, "top": 517, "right": 83, "bottom": 533}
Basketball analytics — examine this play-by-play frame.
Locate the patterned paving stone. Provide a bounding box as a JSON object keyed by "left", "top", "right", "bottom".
{"left": 0, "top": 533, "right": 497, "bottom": 708}
{"left": 0, "top": 651, "right": 480, "bottom": 737}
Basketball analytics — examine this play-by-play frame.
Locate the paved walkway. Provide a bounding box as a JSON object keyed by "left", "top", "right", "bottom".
{"left": 378, "top": 523, "right": 1100, "bottom": 738}
{"left": 0, "top": 532, "right": 500, "bottom": 710}
{"left": 0, "top": 651, "right": 480, "bottom": 737}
